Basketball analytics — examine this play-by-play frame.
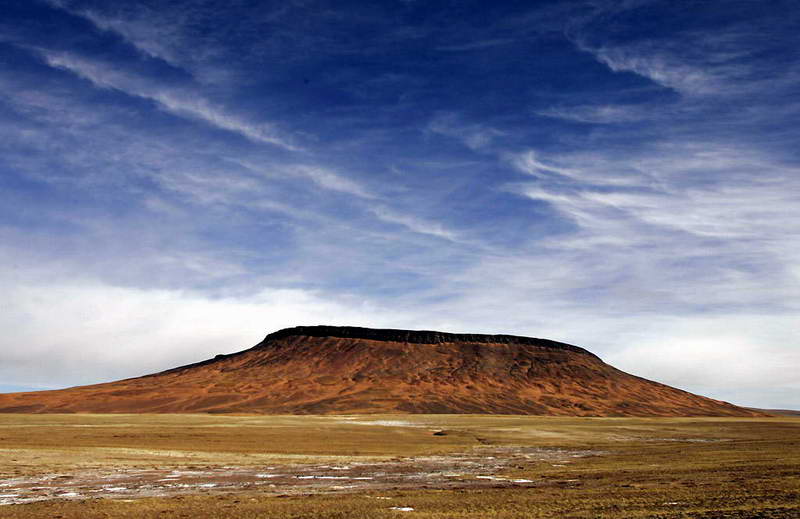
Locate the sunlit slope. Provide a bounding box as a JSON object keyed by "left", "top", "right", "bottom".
{"left": 0, "top": 326, "right": 764, "bottom": 416}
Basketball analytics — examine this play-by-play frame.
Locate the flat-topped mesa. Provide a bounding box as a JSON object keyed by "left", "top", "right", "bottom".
{"left": 0, "top": 324, "right": 767, "bottom": 416}
{"left": 261, "top": 325, "right": 598, "bottom": 357}
{"left": 158, "top": 325, "right": 601, "bottom": 378}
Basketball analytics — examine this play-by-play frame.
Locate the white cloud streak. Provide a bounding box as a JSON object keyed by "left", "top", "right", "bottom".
{"left": 511, "top": 150, "right": 583, "bottom": 181}
{"left": 40, "top": 51, "right": 299, "bottom": 151}
{"left": 370, "top": 206, "right": 460, "bottom": 242}
{"left": 45, "top": 0, "right": 190, "bottom": 72}
{"left": 503, "top": 144, "right": 800, "bottom": 332}
{"left": 292, "top": 165, "right": 376, "bottom": 199}
{"left": 591, "top": 46, "right": 723, "bottom": 95}
{"left": 78, "top": 8, "right": 185, "bottom": 68}
{"left": 573, "top": 25, "right": 769, "bottom": 98}
{"left": 536, "top": 104, "right": 649, "bottom": 124}
{"left": 428, "top": 113, "right": 503, "bottom": 151}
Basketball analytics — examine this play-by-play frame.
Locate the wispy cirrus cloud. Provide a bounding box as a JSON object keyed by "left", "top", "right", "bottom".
{"left": 292, "top": 165, "right": 376, "bottom": 199}
{"left": 572, "top": 14, "right": 797, "bottom": 98}
{"left": 510, "top": 150, "right": 582, "bottom": 181}
{"left": 507, "top": 143, "right": 800, "bottom": 314}
{"left": 369, "top": 206, "right": 460, "bottom": 242}
{"left": 536, "top": 104, "right": 650, "bottom": 124}
{"left": 40, "top": 51, "right": 300, "bottom": 151}
{"left": 72, "top": 7, "right": 186, "bottom": 68}
{"left": 436, "top": 38, "right": 518, "bottom": 52}
{"left": 427, "top": 113, "right": 504, "bottom": 151}
{"left": 44, "top": 0, "right": 207, "bottom": 74}
{"left": 588, "top": 45, "right": 726, "bottom": 95}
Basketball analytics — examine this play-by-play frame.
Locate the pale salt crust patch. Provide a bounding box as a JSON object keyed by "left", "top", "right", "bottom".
{"left": 294, "top": 475, "right": 349, "bottom": 480}
{"left": 475, "top": 475, "right": 533, "bottom": 483}
{"left": 340, "top": 419, "right": 426, "bottom": 428}
{"left": 0, "top": 446, "right": 597, "bottom": 505}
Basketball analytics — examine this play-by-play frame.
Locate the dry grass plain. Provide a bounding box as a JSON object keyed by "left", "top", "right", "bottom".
{"left": 0, "top": 414, "right": 798, "bottom": 518}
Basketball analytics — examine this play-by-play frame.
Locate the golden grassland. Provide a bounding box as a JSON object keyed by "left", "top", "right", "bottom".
{"left": 0, "top": 414, "right": 798, "bottom": 518}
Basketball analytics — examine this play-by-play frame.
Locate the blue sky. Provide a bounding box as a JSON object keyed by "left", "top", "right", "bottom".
{"left": 1, "top": 0, "right": 798, "bottom": 409}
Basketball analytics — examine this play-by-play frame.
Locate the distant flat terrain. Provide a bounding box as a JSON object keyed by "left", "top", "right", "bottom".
{"left": 750, "top": 408, "right": 800, "bottom": 417}
{"left": 0, "top": 414, "right": 798, "bottom": 518}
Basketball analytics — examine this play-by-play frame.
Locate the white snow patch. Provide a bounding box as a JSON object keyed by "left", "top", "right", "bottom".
{"left": 390, "top": 507, "right": 415, "bottom": 512}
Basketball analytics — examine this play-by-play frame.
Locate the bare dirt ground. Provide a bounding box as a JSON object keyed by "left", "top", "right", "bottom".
{"left": 0, "top": 445, "right": 595, "bottom": 505}
{"left": 0, "top": 414, "right": 798, "bottom": 518}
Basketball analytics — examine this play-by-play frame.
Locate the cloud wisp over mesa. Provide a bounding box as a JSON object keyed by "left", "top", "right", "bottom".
{"left": 0, "top": 1, "right": 798, "bottom": 409}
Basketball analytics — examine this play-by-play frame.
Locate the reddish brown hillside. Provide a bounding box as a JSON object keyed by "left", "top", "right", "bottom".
{"left": 0, "top": 326, "right": 764, "bottom": 416}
